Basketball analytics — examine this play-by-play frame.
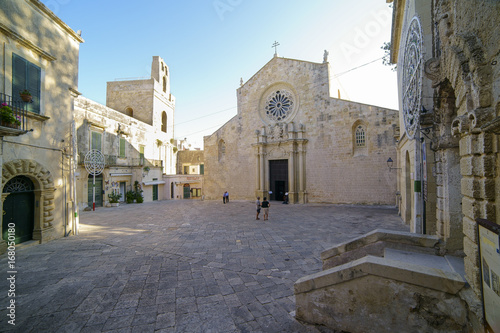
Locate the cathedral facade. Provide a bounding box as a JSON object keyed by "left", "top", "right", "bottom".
{"left": 203, "top": 55, "right": 399, "bottom": 204}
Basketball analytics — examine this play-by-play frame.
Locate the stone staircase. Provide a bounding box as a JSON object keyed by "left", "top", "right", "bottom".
{"left": 294, "top": 229, "right": 470, "bottom": 333}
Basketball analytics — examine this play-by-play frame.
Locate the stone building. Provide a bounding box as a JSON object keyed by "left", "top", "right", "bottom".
{"left": 74, "top": 56, "right": 176, "bottom": 208}
{"left": 294, "top": 1, "right": 500, "bottom": 332}
{"left": 0, "top": 0, "right": 83, "bottom": 250}
{"left": 203, "top": 55, "right": 399, "bottom": 204}
{"left": 390, "top": 0, "right": 500, "bottom": 330}
{"left": 171, "top": 148, "right": 204, "bottom": 199}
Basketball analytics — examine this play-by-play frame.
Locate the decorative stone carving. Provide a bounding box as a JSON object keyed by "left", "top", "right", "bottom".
{"left": 401, "top": 16, "right": 424, "bottom": 139}
{"left": 451, "top": 115, "right": 470, "bottom": 135}
{"left": 265, "top": 90, "right": 294, "bottom": 122}
{"left": 424, "top": 57, "right": 442, "bottom": 87}
{"left": 268, "top": 146, "right": 287, "bottom": 159}
{"left": 468, "top": 108, "right": 494, "bottom": 131}
{"left": 2, "top": 159, "right": 55, "bottom": 228}
{"left": 259, "top": 83, "right": 299, "bottom": 125}
{"left": 267, "top": 123, "right": 286, "bottom": 142}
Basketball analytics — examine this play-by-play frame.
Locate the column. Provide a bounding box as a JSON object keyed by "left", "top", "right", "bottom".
{"left": 288, "top": 144, "right": 295, "bottom": 203}
{"left": 413, "top": 131, "right": 423, "bottom": 234}
{"left": 255, "top": 146, "right": 260, "bottom": 194}
{"left": 298, "top": 144, "right": 305, "bottom": 203}
{"left": 259, "top": 149, "right": 265, "bottom": 193}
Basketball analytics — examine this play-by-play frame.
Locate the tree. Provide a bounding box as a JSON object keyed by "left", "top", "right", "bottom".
{"left": 381, "top": 42, "right": 397, "bottom": 72}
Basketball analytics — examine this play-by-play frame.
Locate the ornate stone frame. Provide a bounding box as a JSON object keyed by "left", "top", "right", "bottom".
{"left": 1, "top": 159, "right": 55, "bottom": 243}
{"left": 258, "top": 82, "right": 300, "bottom": 125}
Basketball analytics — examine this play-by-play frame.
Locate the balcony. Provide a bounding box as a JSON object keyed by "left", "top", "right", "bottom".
{"left": 0, "top": 93, "right": 29, "bottom": 136}
{"left": 78, "top": 151, "right": 163, "bottom": 168}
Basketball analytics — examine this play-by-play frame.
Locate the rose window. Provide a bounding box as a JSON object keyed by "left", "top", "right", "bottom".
{"left": 402, "top": 17, "right": 423, "bottom": 139}
{"left": 265, "top": 90, "right": 294, "bottom": 122}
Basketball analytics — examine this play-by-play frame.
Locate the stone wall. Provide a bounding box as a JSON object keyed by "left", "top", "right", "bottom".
{"left": 0, "top": 0, "right": 83, "bottom": 246}
{"left": 176, "top": 150, "right": 204, "bottom": 175}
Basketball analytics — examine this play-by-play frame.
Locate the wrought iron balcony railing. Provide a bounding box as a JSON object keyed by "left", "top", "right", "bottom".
{"left": 0, "top": 92, "right": 29, "bottom": 133}
{"left": 78, "top": 151, "right": 163, "bottom": 168}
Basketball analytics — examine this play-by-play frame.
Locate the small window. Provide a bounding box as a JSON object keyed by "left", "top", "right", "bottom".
{"left": 119, "top": 137, "right": 126, "bottom": 158}
{"left": 161, "top": 112, "right": 167, "bottom": 132}
{"left": 91, "top": 131, "right": 102, "bottom": 151}
{"left": 183, "top": 166, "right": 189, "bottom": 175}
{"left": 355, "top": 125, "right": 365, "bottom": 147}
{"left": 125, "top": 107, "right": 133, "bottom": 117}
{"left": 139, "top": 146, "right": 145, "bottom": 165}
{"left": 163, "top": 77, "right": 167, "bottom": 93}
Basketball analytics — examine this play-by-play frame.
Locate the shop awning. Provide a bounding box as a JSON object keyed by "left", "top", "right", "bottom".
{"left": 143, "top": 180, "right": 166, "bottom": 186}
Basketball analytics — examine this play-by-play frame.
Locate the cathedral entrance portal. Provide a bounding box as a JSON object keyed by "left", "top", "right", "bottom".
{"left": 269, "top": 159, "right": 288, "bottom": 201}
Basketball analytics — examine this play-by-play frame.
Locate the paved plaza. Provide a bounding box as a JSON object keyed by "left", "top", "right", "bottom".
{"left": 1, "top": 200, "right": 409, "bottom": 332}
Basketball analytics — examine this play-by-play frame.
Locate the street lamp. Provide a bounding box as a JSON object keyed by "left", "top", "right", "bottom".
{"left": 387, "top": 157, "right": 401, "bottom": 171}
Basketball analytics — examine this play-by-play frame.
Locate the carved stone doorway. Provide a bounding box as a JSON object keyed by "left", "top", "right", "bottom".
{"left": 269, "top": 159, "right": 288, "bottom": 201}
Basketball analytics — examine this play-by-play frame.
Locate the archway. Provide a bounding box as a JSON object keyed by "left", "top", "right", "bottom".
{"left": 2, "top": 176, "right": 35, "bottom": 244}
{"left": 2, "top": 159, "right": 55, "bottom": 242}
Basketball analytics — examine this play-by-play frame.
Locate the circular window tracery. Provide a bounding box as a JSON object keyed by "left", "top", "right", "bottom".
{"left": 265, "top": 90, "right": 294, "bottom": 122}
{"left": 402, "top": 16, "right": 423, "bottom": 139}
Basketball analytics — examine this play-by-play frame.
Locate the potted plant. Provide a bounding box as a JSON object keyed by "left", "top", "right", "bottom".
{"left": 19, "top": 90, "right": 32, "bottom": 103}
{"left": 143, "top": 166, "right": 150, "bottom": 172}
{"left": 126, "top": 190, "right": 135, "bottom": 204}
{"left": 0, "top": 103, "right": 21, "bottom": 128}
{"left": 134, "top": 180, "right": 144, "bottom": 203}
{"left": 108, "top": 191, "right": 122, "bottom": 207}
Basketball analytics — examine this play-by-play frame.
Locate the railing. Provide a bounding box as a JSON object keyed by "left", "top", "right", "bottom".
{"left": 0, "top": 92, "right": 29, "bottom": 132}
{"left": 78, "top": 151, "right": 163, "bottom": 168}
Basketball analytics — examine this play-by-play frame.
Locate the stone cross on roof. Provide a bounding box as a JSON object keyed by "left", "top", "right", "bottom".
{"left": 272, "top": 41, "right": 280, "bottom": 57}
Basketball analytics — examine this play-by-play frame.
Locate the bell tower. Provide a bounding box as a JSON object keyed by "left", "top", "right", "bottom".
{"left": 151, "top": 56, "right": 170, "bottom": 96}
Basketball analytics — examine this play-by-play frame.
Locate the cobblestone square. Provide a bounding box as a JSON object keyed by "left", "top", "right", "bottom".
{"left": 1, "top": 200, "right": 408, "bottom": 332}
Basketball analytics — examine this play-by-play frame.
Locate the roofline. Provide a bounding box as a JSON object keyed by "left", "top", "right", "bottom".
{"left": 239, "top": 56, "right": 327, "bottom": 89}
{"left": 28, "top": 0, "right": 85, "bottom": 43}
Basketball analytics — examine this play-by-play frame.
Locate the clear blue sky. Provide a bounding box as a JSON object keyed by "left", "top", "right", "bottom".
{"left": 42, "top": 0, "right": 397, "bottom": 148}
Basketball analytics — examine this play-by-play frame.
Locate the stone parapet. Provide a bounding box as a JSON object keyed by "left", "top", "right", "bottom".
{"left": 295, "top": 255, "right": 467, "bottom": 333}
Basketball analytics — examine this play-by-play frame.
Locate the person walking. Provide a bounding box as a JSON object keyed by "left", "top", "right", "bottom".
{"left": 256, "top": 196, "right": 261, "bottom": 220}
{"left": 225, "top": 191, "right": 229, "bottom": 203}
{"left": 261, "top": 197, "right": 270, "bottom": 220}
{"left": 223, "top": 191, "right": 226, "bottom": 204}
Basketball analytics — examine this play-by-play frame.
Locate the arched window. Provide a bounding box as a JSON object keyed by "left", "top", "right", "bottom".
{"left": 352, "top": 121, "right": 367, "bottom": 156}
{"left": 161, "top": 112, "right": 167, "bottom": 133}
{"left": 125, "top": 107, "right": 133, "bottom": 117}
{"left": 355, "top": 125, "right": 366, "bottom": 147}
{"left": 218, "top": 139, "right": 226, "bottom": 161}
